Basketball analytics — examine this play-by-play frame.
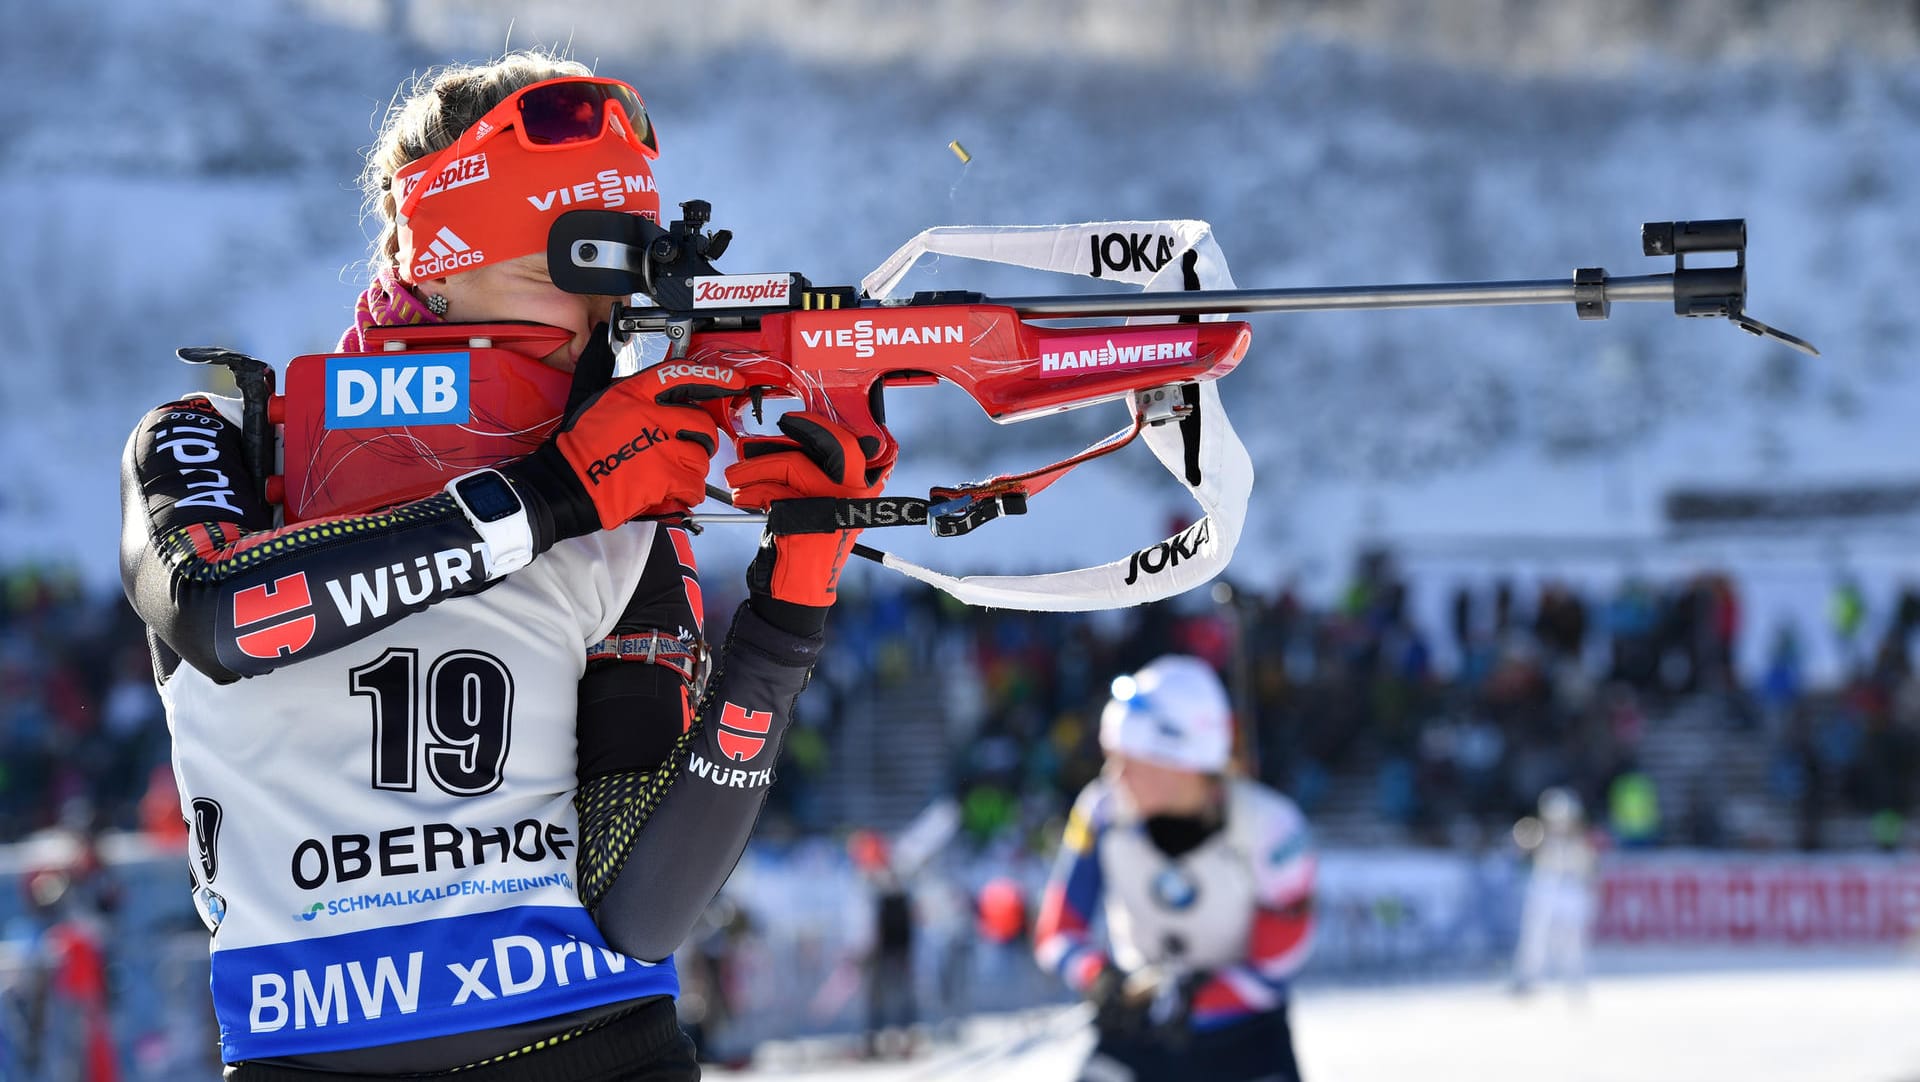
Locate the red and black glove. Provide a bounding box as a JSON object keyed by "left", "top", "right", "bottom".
{"left": 503, "top": 338, "right": 737, "bottom": 542}
{"left": 725, "top": 411, "right": 889, "bottom": 613}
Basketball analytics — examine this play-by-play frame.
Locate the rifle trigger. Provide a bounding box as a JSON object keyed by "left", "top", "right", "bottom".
{"left": 750, "top": 387, "right": 765, "bottom": 425}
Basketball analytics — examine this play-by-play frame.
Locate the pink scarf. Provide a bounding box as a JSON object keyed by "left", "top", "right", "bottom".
{"left": 336, "top": 267, "right": 443, "bottom": 352}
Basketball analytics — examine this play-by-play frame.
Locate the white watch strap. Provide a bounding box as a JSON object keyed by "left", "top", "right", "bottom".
{"left": 444, "top": 469, "right": 536, "bottom": 579}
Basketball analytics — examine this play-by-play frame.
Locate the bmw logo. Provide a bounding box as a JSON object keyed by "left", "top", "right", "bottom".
{"left": 1152, "top": 868, "right": 1199, "bottom": 910}
{"left": 199, "top": 887, "right": 228, "bottom": 929}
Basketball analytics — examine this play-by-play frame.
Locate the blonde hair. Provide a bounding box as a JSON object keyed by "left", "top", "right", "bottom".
{"left": 360, "top": 50, "right": 594, "bottom": 279}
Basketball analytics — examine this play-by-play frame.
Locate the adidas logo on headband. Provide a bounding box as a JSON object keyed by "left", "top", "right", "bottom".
{"left": 415, "top": 227, "right": 485, "bottom": 277}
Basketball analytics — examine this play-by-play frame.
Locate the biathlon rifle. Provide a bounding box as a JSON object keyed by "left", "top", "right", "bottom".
{"left": 541, "top": 204, "right": 1814, "bottom": 612}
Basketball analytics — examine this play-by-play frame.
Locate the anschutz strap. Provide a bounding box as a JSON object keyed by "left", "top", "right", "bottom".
{"left": 764, "top": 492, "right": 1030, "bottom": 538}
{"left": 585, "top": 631, "right": 704, "bottom": 685}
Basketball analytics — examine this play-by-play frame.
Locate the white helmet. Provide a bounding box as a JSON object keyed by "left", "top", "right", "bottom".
{"left": 1099, "top": 654, "right": 1233, "bottom": 773}
{"left": 1539, "top": 787, "right": 1584, "bottom": 827}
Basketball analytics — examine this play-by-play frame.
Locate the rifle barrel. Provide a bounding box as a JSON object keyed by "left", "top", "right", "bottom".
{"left": 989, "top": 274, "right": 1673, "bottom": 318}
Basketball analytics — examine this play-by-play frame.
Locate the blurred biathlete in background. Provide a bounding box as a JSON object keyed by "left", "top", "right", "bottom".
{"left": 1035, "top": 656, "right": 1316, "bottom": 1082}
{"left": 120, "top": 51, "right": 886, "bottom": 1081}
{"left": 1510, "top": 787, "right": 1598, "bottom": 996}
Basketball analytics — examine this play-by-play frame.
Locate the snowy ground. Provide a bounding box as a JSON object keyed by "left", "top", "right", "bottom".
{"left": 734, "top": 956, "right": 1920, "bottom": 1081}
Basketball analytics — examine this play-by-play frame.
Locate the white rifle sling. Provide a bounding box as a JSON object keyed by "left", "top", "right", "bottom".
{"left": 860, "top": 221, "right": 1254, "bottom": 612}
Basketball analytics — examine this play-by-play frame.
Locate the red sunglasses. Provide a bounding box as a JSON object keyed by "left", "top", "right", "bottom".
{"left": 399, "top": 76, "right": 658, "bottom": 219}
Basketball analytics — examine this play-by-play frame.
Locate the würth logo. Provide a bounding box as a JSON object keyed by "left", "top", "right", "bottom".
{"left": 715, "top": 702, "right": 773, "bottom": 762}
{"left": 231, "top": 573, "right": 317, "bottom": 660}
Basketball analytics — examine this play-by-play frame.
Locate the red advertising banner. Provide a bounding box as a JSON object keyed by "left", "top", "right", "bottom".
{"left": 1596, "top": 858, "right": 1920, "bottom": 944}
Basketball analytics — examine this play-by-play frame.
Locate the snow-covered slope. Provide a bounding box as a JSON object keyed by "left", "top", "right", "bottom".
{"left": 5, "top": 2, "right": 1917, "bottom": 677}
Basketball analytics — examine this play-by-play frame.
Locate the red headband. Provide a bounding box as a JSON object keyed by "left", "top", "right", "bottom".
{"left": 394, "top": 135, "right": 659, "bottom": 282}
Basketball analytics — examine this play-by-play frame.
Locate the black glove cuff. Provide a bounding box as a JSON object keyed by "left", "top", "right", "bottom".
{"left": 500, "top": 444, "right": 597, "bottom": 548}
{"left": 748, "top": 590, "right": 829, "bottom": 638}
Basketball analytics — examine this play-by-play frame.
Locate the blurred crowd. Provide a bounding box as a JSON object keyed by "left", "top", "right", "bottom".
{"left": 796, "top": 549, "right": 1920, "bottom": 856}
{"left": 0, "top": 567, "right": 172, "bottom": 846}
{"left": 1, "top": 553, "right": 1918, "bottom": 855}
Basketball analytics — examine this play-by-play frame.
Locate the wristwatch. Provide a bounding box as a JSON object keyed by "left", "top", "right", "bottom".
{"left": 446, "top": 469, "right": 535, "bottom": 578}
